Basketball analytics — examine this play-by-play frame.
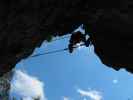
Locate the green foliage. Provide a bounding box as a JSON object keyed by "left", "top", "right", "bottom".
{"left": 84, "top": 25, "right": 91, "bottom": 34}
{"left": 46, "top": 35, "right": 52, "bottom": 42}
{"left": 11, "top": 96, "right": 41, "bottom": 100}
{"left": 43, "top": 33, "right": 53, "bottom": 42}
{"left": 32, "top": 96, "right": 41, "bottom": 100}
{"left": 12, "top": 97, "right": 17, "bottom": 100}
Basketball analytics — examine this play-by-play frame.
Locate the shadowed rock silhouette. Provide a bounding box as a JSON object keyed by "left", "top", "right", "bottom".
{"left": 68, "top": 31, "right": 91, "bottom": 53}
{"left": 0, "top": 0, "right": 130, "bottom": 76}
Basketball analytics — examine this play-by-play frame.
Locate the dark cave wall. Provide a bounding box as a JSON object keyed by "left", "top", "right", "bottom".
{"left": 91, "top": 9, "right": 132, "bottom": 72}
{"left": 0, "top": 0, "right": 130, "bottom": 76}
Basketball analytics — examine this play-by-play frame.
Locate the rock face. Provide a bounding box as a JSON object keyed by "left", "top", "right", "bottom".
{"left": 0, "top": 0, "right": 130, "bottom": 76}
{"left": 0, "top": 71, "right": 13, "bottom": 99}
{"left": 91, "top": 9, "right": 132, "bottom": 72}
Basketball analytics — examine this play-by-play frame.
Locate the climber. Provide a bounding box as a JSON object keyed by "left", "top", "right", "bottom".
{"left": 68, "top": 31, "right": 91, "bottom": 53}
{"left": 84, "top": 32, "right": 92, "bottom": 47}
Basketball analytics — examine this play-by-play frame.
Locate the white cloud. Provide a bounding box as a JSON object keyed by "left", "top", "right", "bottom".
{"left": 23, "top": 97, "right": 33, "bottom": 100}
{"left": 83, "top": 98, "right": 87, "bottom": 100}
{"left": 63, "top": 96, "right": 70, "bottom": 100}
{"left": 77, "top": 89, "right": 102, "bottom": 100}
{"left": 10, "top": 70, "right": 47, "bottom": 100}
{"left": 113, "top": 79, "right": 118, "bottom": 84}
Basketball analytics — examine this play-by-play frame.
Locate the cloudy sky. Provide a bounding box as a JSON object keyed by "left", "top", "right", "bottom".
{"left": 10, "top": 27, "right": 133, "bottom": 100}
{"left": 10, "top": 70, "right": 47, "bottom": 100}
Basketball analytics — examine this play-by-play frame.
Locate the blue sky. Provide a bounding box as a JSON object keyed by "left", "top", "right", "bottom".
{"left": 10, "top": 31, "right": 133, "bottom": 100}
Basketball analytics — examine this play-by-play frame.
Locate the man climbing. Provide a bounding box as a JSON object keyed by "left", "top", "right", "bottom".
{"left": 68, "top": 31, "right": 91, "bottom": 53}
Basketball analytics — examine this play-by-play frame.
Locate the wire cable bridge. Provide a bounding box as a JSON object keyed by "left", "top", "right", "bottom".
{"left": 29, "top": 43, "right": 85, "bottom": 58}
